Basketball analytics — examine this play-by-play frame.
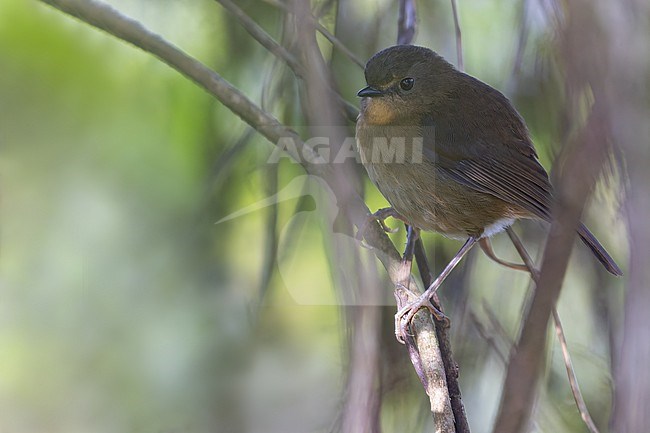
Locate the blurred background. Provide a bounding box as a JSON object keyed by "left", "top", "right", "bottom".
{"left": 0, "top": 1, "right": 645, "bottom": 432}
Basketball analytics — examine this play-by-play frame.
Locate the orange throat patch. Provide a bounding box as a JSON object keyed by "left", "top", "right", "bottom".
{"left": 361, "top": 98, "right": 399, "bottom": 125}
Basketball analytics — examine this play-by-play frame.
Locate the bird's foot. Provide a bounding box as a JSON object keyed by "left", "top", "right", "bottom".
{"left": 356, "top": 207, "right": 405, "bottom": 241}
{"left": 394, "top": 286, "right": 450, "bottom": 344}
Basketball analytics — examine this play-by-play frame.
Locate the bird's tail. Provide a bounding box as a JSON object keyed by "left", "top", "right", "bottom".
{"left": 577, "top": 223, "right": 623, "bottom": 276}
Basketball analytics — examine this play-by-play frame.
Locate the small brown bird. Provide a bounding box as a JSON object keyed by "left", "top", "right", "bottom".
{"left": 355, "top": 45, "right": 622, "bottom": 341}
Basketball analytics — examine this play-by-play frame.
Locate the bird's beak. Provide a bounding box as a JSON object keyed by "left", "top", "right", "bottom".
{"left": 357, "top": 86, "right": 384, "bottom": 97}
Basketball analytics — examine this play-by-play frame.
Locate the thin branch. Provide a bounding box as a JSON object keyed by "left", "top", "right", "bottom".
{"left": 198, "top": 128, "right": 258, "bottom": 225}
{"left": 261, "top": 0, "right": 365, "bottom": 68}
{"left": 215, "top": 0, "right": 305, "bottom": 77}
{"left": 397, "top": 228, "right": 430, "bottom": 390}
{"left": 205, "top": 128, "right": 256, "bottom": 198}
{"left": 505, "top": 229, "right": 538, "bottom": 279}
{"left": 469, "top": 309, "right": 509, "bottom": 364}
{"left": 506, "top": 228, "right": 601, "bottom": 433}
{"left": 481, "top": 230, "right": 600, "bottom": 432}
{"left": 450, "top": 0, "right": 464, "bottom": 71}
{"left": 395, "top": 228, "right": 456, "bottom": 432}
{"left": 552, "top": 310, "right": 601, "bottom": 433}
{"left": 415, "top": 238, "right": 470, "bottom": 433}
{"left": 216, "top": 0, "right": 359, "bottom": 123}
{"left": 40, "top": 0, "right": 312, "bottom": 166}
{"left": 479, "top": 230, "right": 601, "bottom": 432}
{"left": 397, "top": 0, "right": 417, "bottom": 45}
{"left": 258, "top": 163, "right": 279, "bottom": 302}
{"left": 314, "top": 24, "right": 365, "bottom": 69}
{"left": 483, "top": 299, "right": 516, "bottom": 348}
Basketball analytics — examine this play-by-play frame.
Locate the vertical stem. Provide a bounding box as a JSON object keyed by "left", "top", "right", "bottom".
{"left": 415, "top": 239, "right": 471, "bottom": 433}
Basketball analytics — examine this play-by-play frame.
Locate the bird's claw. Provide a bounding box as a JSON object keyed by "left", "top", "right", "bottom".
{"left": 394, "top": 292, "right": 450, "bottom": 344}
{"left": 355, "top": 207, "right": 402, "bottom": 240}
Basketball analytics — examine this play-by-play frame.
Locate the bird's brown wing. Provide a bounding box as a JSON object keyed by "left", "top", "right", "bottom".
{"left": 421, "top": 113, "right": 553, "bottom": 221}
{"left": 419, "top": 76, "right": 622, "bottom": 276}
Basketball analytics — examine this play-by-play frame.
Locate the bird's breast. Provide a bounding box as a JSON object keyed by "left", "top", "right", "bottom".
{"left": 355, "top": 116, "right": 516, "bottom": 238}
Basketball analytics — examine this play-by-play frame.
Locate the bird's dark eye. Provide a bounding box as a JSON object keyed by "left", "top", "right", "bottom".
{"left": 400, "top": 77, "right": 415, "bottom": 91}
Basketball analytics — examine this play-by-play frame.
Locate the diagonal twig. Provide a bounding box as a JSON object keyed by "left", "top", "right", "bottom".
{"left": 470, "top": 308, "right": 509, "bottom": 365}
{"left": 205, "top": 127, "right": 257, "bottom": 199}
{"left": 216, "top": 0, "right": 359, "bottom": 122}
{"left": 551, "top": 310, "right": 600, "bottom": 433}
{"left": 39, "top": 0, "right": 310, "bottom": 166}
{"left": 258, "top": 163, "right": 279, "bottom": 302}
{"left": 505, "top": 228, "right": 601, "bottom": 433}
{"left": 215, "top": 0, "right": 306, "bottom": 76}
{"left": 261, "top": 0, "right": 365, "bottom": 68}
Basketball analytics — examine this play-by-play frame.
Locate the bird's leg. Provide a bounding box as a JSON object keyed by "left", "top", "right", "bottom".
{"left": 356, "top": 207, "right": 407, "bottom": 240}
{"left": 395, "top": 224, "right": 418, "bottom": 291}
{"left": 505, "top": 227, "right": 541, "bottom": 281}
{"left": 394, "top": 226, "right": 448, "bottom": 332}
{"left": 413, "top": 239, "right": 450, "bottom": 326}
{"left": 397, "top": 226, "right": 448, "bottom": 320}
{"left": 402, "top": 225, "right": 418, "bottom": 262}
{"left": 395, "top": 236, "right": 479, "bottom": 344}
{"left": 479, "top": 238, "right": 531, "bottom": 273}
{"left": 479, "top": 233, "right": 539, "bottom": 281}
